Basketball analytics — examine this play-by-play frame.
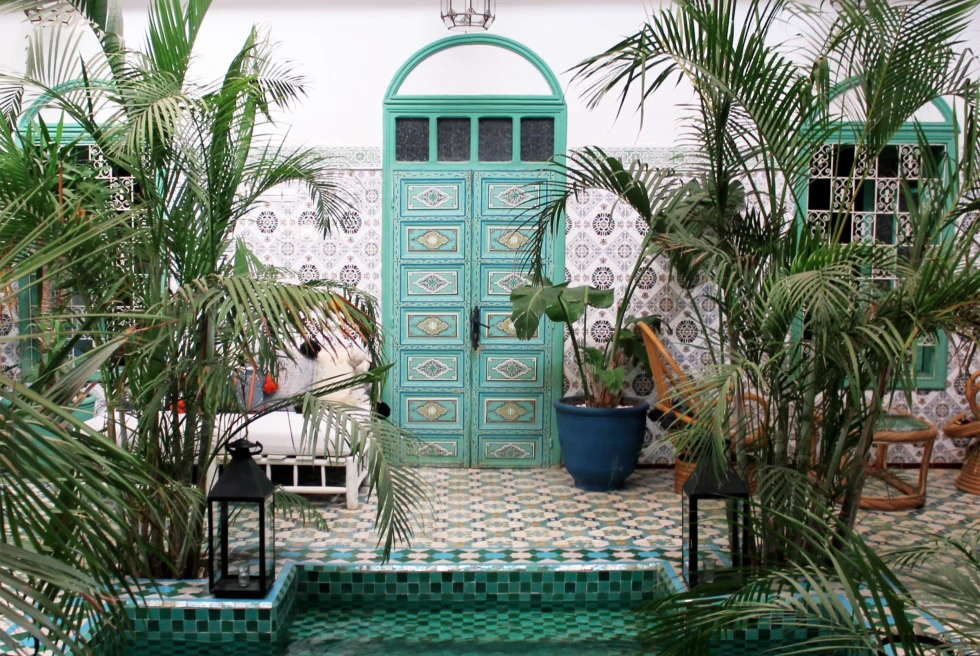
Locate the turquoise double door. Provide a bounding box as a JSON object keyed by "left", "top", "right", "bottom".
{"left": 387, "top": 169, "right": 559, "bottom": 467}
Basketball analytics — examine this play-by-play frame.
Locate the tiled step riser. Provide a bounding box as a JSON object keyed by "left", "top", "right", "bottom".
{"left": 297, "top": 565, "right": 670, "bottom": 606}
{"left": 88, "top": 563, "right": 670, "bottom": 651}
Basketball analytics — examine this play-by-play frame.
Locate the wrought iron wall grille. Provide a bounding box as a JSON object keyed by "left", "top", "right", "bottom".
{"left": 806, "top": 143, "right": 945, "bottom": 281}
{"left": 79, "top": 145, "right": 138, "bottom": 213}
{"left": 805, "top": 142, "right": 949, "bottom": 385}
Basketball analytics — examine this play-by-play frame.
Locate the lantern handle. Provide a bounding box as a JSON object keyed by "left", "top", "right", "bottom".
{"left": 226, "top": 437, "right": 264, "bottom": 459}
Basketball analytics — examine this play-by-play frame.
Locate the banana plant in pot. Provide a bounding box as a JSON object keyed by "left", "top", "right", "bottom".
{"left": 508, "top": 150, "right": 701, "bottom": 490}
{"left": 510, "top": 281, "right": 652, "bottom": 490}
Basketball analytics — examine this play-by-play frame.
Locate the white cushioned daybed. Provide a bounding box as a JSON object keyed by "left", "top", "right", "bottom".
{"left": 226, "top": 342, "right": 373, "bottom": 508}
{"left": 223, "top": 409, "right": 369, "bottom": 510}
{"left": 85, "top": 343, "right": 374, "bottom": 510}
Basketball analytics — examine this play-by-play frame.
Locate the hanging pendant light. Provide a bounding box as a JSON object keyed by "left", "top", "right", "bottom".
{"left": 441, "top": 0, "right": 495, "bottom": 32}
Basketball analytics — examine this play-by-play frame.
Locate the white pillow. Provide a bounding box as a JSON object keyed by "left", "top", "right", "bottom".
{"left": 314, "top": 346, "right": 371, "bottom": 408}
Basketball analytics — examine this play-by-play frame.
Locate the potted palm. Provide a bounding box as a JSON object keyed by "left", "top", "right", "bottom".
{"left": 510, "top": 152, "right": 700, "bottom": 490}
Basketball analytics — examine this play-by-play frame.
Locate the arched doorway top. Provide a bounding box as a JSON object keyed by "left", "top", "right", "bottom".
{"left": 384, "top": 34, "right": 565, "bottom": 102}
{"left": 831, "top": 77, "right": 955, "bottom": 124}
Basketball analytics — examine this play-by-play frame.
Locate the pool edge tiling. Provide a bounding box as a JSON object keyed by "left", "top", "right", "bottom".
{"left": 296, "top": 561, "right": 677, "bottom": 607}
{"left": 91, "top": 565, "right": 301, "bottom": 651}
{"left": 89, "top": 561, "right": 676, "bottom": 652}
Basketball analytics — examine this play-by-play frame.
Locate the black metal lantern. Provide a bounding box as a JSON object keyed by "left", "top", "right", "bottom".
{"left": 682, "top": 461, "right": 750, "bottom": 588}
{"left": 441, "top": 0, "right": 495, "bottom": 31}
{"left": 208, "top": 439, "right": 276, "bottom": 598}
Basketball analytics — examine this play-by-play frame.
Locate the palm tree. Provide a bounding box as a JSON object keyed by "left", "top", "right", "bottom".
{"left": 0, "top": 172, "right": 168, "bottom": 656}
{"left": 1, "top": 0, "right": 428, "bottom": 582}
{"left": 515, "top": 0, "right": 980, "bottom": 649}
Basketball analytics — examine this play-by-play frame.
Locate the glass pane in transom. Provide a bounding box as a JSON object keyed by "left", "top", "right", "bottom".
{"left": 438, "top": 117, "right": 471, "bottom": 162}
{"left": 479, "top": 117, "right": 513, "bottom": 162}
{"left": 396, "top": 118, "right": 430, "bottom": 162}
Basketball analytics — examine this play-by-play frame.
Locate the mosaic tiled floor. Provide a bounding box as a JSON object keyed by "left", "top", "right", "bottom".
{"left": 282, "top": 467, "right": 978, "bottom": 558}
{"left": 152, "top": 467, "right": 979, "bottom": 600}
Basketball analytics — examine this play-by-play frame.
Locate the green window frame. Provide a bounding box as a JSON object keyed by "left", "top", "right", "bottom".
{"left": 798, "top": 97, "right": 957, "bottom": 390}
{"left": 14, "top": 112, "right": 136, "bottom": 374}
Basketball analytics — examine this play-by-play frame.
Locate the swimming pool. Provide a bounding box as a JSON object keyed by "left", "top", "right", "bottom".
{"left": 120, "top": 601, "right": 646, "bottom": 655}
{"left": 94, "top": 563, "right": 851, "bottom": 655}
{"left": 98, "top": 564, "right": 671, "bottom": 655}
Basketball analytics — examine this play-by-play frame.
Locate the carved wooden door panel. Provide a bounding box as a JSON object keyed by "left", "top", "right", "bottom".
{"left": 390, "top": 170, "right": 555, "bottom": 467}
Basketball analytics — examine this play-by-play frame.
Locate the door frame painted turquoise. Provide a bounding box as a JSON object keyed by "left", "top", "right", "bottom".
{"left": 382, "top": 34, "right": 568, "bottom": 467}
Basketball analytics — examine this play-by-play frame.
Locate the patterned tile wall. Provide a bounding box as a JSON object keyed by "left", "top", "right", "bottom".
{"left": 560, "top": 187, "right": 704, "bottom": 465}
{"left": 235, "top": 169, "right": 384, "bottom": 301}
{"left": 0, "top": 148, "right": 966, "bottom": 464}
{"left": 232, "top": 147, "right": 976, "bottom": 465}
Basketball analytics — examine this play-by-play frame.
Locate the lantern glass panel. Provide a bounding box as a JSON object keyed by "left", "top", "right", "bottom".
{"left": 682, "top": 494, "right": 748, "bottom": 588}
{"left": 683, "top": 496, "right": 729, "bottom": 586}
{"left": 441, "top": 0, "right": 495, "bottom": 31}
{"left": 264, "top": 496, "right": 276, "bottom": 588}
{"left": 211, "top": 500, "right": 268, "bottom": 597}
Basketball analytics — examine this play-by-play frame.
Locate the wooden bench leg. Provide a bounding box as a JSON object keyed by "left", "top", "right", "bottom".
{"left": 874, "top": 443, "right": 888, "bottom": 470}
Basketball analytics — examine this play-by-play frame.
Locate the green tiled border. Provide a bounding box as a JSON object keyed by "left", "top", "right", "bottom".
{"left": 87, "top": 562, "right": 671, "bottom": 652}
{"left": 89, "top": 565, "right": 299, "bottom": 651}
{"left": 296, "top": 562, "right": 673, "bottom": 607}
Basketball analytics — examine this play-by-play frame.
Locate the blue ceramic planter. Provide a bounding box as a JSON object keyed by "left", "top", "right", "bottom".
{"left": 554, "top": 396, "right": 650, "bottom": 491}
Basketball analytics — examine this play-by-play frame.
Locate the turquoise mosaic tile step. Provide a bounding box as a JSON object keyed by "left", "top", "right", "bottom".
{"left": 297, "top": 563, "right": 671, "bottom": 606}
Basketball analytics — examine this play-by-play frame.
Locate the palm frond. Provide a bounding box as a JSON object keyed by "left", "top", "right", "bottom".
{"left": 571, "top": 0, "right": 832, "bottom": 185}
{"left": 295, "top": 397, "right": 430, "bottom": 559}
{"left": 0, "top": 545, "right": 100, "bottom": 656}
{"left": 640, "top": 491, "right": 935, "bottom": 655}
{"left": 144, "top": 0, "right": 210, "bottom": 84}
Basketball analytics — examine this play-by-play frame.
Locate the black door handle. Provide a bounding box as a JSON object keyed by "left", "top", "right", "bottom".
{"left": 471, "top": 306, "right": 490, "bottom": 350}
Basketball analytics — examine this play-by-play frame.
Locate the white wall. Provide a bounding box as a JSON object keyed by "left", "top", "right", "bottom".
{"left": 1, "top": 0, "right": 695, "bottom": 147}
{"left": 3, "top": 0, "right": 980, "bottom": 147}
{"left": 128, "top": 0, "right": 689, "bottom": 148}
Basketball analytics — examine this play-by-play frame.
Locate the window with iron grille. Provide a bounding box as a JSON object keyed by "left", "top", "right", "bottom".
{"left": 803, "top": 136, "right": 952, "bottom": 389}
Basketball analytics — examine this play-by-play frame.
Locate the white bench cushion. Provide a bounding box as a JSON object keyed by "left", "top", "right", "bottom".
{"left": 85, "top": 409, "right": 367, "bottom": 459}
{"left": 218, "top": 411, "right": 361, "bottom": 458}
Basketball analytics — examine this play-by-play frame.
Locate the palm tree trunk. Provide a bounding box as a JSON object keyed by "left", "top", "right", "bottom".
{"left": 837, "top": 370, "right": 890, "bottom": 531}
{"left": 180, "top": 308, "right": 217, "bottom": 578}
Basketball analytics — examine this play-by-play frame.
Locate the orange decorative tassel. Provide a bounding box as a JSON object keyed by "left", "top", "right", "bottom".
{"left": 263, "top": 374, "right": 279, "bottom": 395}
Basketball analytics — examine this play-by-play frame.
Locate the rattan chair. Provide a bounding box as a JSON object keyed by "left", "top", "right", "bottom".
{"left": 943, "top": 371, "right": 980, "bottom": 495}
{"left": 636, "top": 322, "right": 767, "bottom": 493}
